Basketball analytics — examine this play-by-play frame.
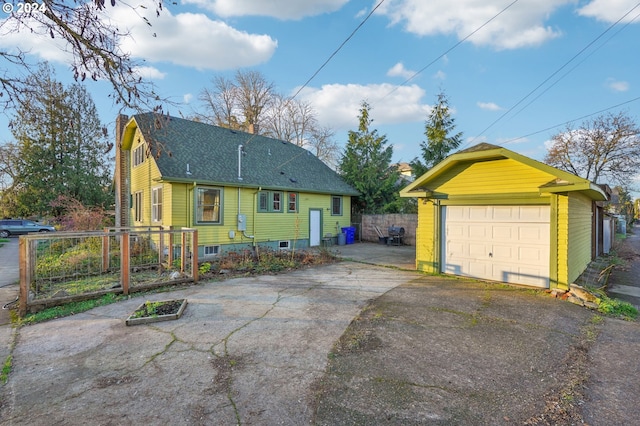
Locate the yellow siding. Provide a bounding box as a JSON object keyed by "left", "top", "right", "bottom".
{"left": 556, "top": 195, "right": 569, "bottom": 286}
{"left": 129, "top": 130, "right": 162, "bottom": 227}
{"left": 567, "top": 193, "right": 593, "bottom": 284}
{"left": 416, "top": 200, "right": 437, "bottom": 273}
{"left": 555, "top": 193, "right": 593, "bottom": 287}
{"left": 430, "top": 159, "right": 555, "bottom": 195}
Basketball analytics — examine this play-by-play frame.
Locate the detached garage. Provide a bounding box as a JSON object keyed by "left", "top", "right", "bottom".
{"left": 400, "top": 143, "right": 608, "bottom": 290}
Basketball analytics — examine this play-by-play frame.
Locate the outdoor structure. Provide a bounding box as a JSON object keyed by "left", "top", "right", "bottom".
{"left": 400, "top": 143, "right": 609, "bottom": 289}
{"left": 114, "top": 113, "right": 358, "bottom": 258}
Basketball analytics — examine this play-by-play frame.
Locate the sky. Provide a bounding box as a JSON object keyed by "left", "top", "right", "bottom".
{"left": 1, "top": 0, "right": 639, "bottom": 189}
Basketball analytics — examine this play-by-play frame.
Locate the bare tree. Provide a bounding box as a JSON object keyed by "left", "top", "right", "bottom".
{"left": 264, "top": 95, "right": 315, "bottom": 145}
{"left": 199, "top": 70, "right": 274, "bottom": 133}
{"left": 544, "top": 111, "right": 640, "bottom": 185}
{"left": 307, "top": 126, "right": 340, "bottom": 169}
{"left": 198, "top": 76, "right": 241, "bottom": 129}
{"left": 0, "top": 0, "right": 164, "bottom": 112}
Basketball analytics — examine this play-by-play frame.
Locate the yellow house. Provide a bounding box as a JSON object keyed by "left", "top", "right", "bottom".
{"left": 400, "top": 143, "right": 608, "bottom": 289}
{"left": 114, "top": 113, "right": 359, "bottom": 258}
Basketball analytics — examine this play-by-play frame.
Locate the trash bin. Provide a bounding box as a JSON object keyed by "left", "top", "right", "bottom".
{"left": 337, "top": 232, "right": 346, "bottom": 245}
{"left": 341, "top": 226, "right": 355, "bottom": 244}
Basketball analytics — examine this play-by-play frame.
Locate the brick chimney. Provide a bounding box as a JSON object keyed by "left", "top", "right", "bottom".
{"left": 114, "top": 114, "right": 129, "bottom": 228}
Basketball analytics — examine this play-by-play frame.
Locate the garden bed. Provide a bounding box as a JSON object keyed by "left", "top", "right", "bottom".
{"left": 125, "top": 298, "right": 187, "bottom": 326}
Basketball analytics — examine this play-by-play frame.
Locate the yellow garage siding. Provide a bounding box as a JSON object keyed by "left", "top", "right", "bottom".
{"left": 416, "top": 200, "right": 437, "bottom": 273}
{"left": 567, "top": 193, "right": 593, "bottom": 284}
{"left": 556, "top": 195, "right": 570, "bottom": 287}
{"left": 431, "top": 159, "right": 555, "bottom": 195}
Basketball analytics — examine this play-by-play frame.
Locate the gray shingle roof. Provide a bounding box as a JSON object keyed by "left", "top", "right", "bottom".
{"left": 132, "top": 113, "right": 359, "bottom": 196}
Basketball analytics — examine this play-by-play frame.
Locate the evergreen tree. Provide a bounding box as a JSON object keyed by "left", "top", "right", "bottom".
{"left": 339, "top": 101, "right": 399, "bottom": 214}
{"left": 411, "top": 91, "right": 463, "bottom": 178}
{"left": 6, "top": 63, "right": 113, "bottom": 217}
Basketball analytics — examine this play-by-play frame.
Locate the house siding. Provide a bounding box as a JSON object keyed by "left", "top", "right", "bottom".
{"left": 129, "top": 130, "right": 162, "bottom": 226}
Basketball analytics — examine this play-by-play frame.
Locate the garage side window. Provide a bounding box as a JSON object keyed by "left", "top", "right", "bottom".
{"left": 196, "top": 187, "right": 222, "bottom": 224}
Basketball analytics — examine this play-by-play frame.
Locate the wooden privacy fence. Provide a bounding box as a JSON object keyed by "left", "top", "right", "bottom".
{"left": 19, "top": 227, "right": 198, "bottom": 316}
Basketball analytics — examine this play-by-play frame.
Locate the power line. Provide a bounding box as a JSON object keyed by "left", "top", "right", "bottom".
{"left": 290, "top": 0, "right": 386, "bottom": 100}
{"left": 500, "top": 95, "right": 640, "bottom": 144}
{"left": 383, "top": 0, "right": 520, "bottom": 99}
{"left": 466, "top": 1, "right": 640, "bottom": 148}
{"left": 505, "top": 10, "right": 640, "bottom": 126}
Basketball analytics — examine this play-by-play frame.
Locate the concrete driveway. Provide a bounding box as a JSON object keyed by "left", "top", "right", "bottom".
{"left": 1, "top": 241, "right": 639, "bottom": 425}
{"left": 1, "top": 259, "right": 418, "bottom": 425}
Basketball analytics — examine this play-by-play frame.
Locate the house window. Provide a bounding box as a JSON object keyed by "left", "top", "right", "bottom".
{"left": 288, "top": 193, "right": 298, "bottom": 213}
{"left": 196, "top": 187, "right": 222, "bottom": 224}
{"left": 134, "top": 191, "right": 143, "bottom": 222}
{"left": 278, "top": 240, "right": 290, "bottom": 250}
{"left": 331, "top": 196, "right": 342, "bottom": 216}
{"left": 133, "top": 144, "right": 146, "bottom": 167}
{"left": 204, "top": 245, "right": 219, "bottom": 256}
{"left": 152, "top": 186, "right": 162, "bottom": 222}
{"left": 257, "top": 191, "right": 283, "bottom": 213}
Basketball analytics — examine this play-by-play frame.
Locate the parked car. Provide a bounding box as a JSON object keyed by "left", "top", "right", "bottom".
{"left": 0, "top": 220, "right": 56, "bottom": 238}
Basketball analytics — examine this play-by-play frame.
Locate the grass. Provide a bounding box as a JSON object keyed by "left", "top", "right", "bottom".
{"left": 19, "top": 293, "right": 127, "bottom": 325}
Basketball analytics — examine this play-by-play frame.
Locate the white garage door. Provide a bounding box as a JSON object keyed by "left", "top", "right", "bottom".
{"left": 442, "top": 205, "right": 550, "bottom": 287}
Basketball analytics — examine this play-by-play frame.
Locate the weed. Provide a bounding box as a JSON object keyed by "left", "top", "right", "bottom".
{"left": 0, "top": 354, "right": 12, "bottom": 384}
{"left": 597, "top": 296, "right": 638, "bottom": 320}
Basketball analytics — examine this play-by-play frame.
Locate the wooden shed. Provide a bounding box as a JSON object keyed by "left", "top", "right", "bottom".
{"left": 400, "top": 143, "right": 608, "bottom": 289}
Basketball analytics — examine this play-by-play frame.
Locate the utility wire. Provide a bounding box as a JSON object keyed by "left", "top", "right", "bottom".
{"left": 466, "top": 1, "right": 640, "bottom": 148}
{"left": 291, "top": 0, "right": 387, "bottom": 100}
{"left": 383, "top": 0, "right": 520, "bottom": 99}
{"left": 504, "top": 10, "right": 640, "bottom": 128}
{"left": 500, "top": 95, "right": 640, "bottom": 144}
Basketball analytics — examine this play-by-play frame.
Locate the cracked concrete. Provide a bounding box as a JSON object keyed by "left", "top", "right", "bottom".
{"left": 1, "top": 261, "right": 414, "bottom": 425}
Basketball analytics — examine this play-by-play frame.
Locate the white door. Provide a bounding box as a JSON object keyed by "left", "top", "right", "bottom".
{"left": 442, "top": 205, "right": 550, "bottom": 287}
{"left": 309, "top": 209, "right": 321, "bottom": 247}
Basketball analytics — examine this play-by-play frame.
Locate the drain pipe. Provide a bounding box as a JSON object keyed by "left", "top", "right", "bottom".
{"left": 238, "top": 145, "right": 243, "bottom": 181}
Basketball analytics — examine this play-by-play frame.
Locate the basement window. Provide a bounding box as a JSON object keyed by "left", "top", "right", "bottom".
{"left": 278, "top": 240, "right": 290, "bottom": 250}
{"left": 204, "top": 245, "right": 219, "bottom": 256}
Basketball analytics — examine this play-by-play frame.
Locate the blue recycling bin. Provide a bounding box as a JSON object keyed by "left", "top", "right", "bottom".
{"left": 341, "top": 226, "right": 355, "bottom": 244}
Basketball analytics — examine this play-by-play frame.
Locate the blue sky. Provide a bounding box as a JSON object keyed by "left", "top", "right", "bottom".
{"left": 1, "top": 0, "right": 639, "bottom": 188}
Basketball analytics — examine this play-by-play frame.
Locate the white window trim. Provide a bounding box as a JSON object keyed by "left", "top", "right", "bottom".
{"left": 151, "top": 186, "right": 162, "bottom": 222}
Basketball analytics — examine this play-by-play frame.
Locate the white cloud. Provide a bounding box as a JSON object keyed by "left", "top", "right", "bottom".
{"left": 577, "top": 0, "right": 640, "bottom": 23}
{"left": 0, "top": 1, "right": 278, "bottom": 72}
{"left": 376, "top": 0, "right": 571, "bottom": 49}
{"left": 182, "top": 0, "right": 348, "bottom": 20}
{"left": 111, "top": 4, "right": 278, "bottom": 70}
{"left": 433, "top": 70, "right": 446, "bottom": 80}
{"left": 296, "top": 83, "right": 430, "bottom": 130}
{"left": 606, "top": 78, "right": 630, "bottom": 92}
{"left": 183, "top": 93, "right": 194, "bottom": 104}
{"left": 387, "top": 62, "right": 415, "bottom": 79}
{"left": 133, "top": 66, "right": 166, "bottom": 80}
{"left": 477, "top": 101, "right": 502, "bottom": 111}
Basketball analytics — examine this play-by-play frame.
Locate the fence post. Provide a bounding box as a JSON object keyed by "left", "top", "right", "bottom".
{"left": 18, "top": 237, "right": 29, "bottom": 317}
{"left": 120, "top": 231, "right": 130, "bottom": 294}
{"left": 102, "top": 231, "right": 110, "bottom": 272}
{"left": 192, "top": 230, "right": 198, "bottom": 282}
